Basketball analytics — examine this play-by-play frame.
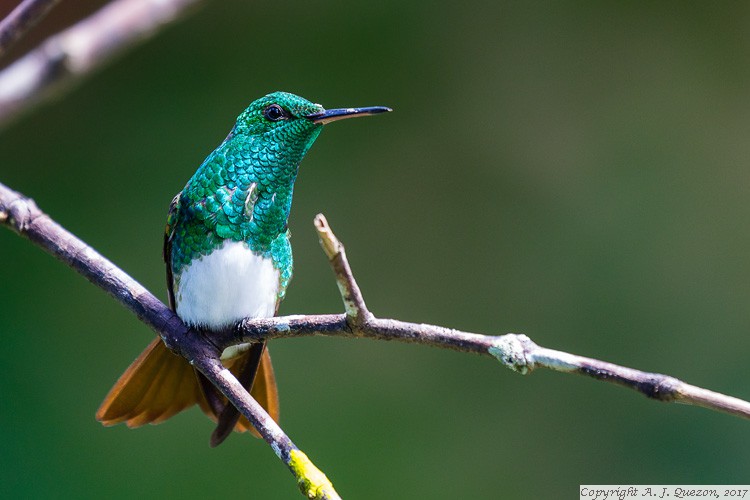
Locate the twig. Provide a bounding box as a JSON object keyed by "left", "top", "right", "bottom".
{"left": 0, "top": 0, "right": 61, "bottom": 57}
{"left": 314, "top": 214, "right": 371, "bottom": 326}
{"left": 0, "top": 181, "right": 340, "bottom": 500}
{"left": 0, "top": 0, "right": 202, "bottom": 128}
{"left": 2, "top": 179, "right": 750, "bottom": 495}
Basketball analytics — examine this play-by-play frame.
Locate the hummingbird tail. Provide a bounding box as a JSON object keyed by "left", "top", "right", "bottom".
{"left": 96, "top": 338, "right": 280, "bottom": 437}
{"left": 96, "top": 337, "right": 201, "bottom": 427}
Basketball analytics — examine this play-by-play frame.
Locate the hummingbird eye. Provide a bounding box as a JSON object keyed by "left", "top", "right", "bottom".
{"left": 263, "top": 104, "right": 288, "bottom": 122}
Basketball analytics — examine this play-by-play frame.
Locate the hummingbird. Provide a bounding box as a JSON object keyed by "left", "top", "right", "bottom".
{"left": 96, "top": 91, "right": 390, "bottom": 446}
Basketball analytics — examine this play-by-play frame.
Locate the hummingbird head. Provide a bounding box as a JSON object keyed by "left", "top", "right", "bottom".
{"left": 231, "top": 91, "right": 391, "bottom": 160}
{"left": 207, "top": 91, "right": 390, "bottom": 248}
{"left": 233, "top": 91, "right": 323, "bottom": 140}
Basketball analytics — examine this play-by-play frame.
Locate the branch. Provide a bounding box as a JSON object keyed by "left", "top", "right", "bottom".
{"left": 218, "top": 214, "right": 750, "bottom": 421}
{"left": 0, "top": 0, "right": 202, "bottom": 128}
{"left": 0, "top": 0, "right": 60, "bottom": 57}
{"left": 0, "top": 182, "right": 340, "bottom": 500}
{"left": 2, "top": 179, "right": 750, "bottom": 497}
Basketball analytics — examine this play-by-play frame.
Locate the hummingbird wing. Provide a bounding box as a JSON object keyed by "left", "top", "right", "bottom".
{"left": 163, "top": 193, "right": 180, "bottom": 311}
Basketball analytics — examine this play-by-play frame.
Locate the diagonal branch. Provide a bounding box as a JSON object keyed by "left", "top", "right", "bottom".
{"left": 0, "top": 0, "right": 61, "bottom": 57}
{"left": 0, "top": 0, "right": 202, "bottom": 128}
{"left": 0, "top": 181, "right": 340, "bottom": 500}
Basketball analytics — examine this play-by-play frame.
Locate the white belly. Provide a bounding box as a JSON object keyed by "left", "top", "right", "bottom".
{"left": 175, "top": 240, "right": 280, "bottom": 334}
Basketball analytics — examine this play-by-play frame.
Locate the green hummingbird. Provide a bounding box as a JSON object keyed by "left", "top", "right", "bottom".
{"left": 96, "top": 91, "right": 390, "bottom": 446}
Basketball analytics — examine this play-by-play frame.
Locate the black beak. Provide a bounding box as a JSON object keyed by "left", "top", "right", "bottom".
{"left": 306, "top": 106, "right": 392, "bottom": 125}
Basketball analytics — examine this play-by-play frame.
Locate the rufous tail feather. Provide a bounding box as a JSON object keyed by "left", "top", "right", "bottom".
{"left": 96, "top": 337, "right": 279, "bottom": 438}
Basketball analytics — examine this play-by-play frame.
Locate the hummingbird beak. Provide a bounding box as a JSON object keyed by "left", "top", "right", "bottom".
{"left": 306, "top": 106, "right": 392, "bottom": 125}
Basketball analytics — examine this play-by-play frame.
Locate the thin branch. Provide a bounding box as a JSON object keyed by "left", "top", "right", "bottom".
{"left": 0, "top": 0, "right": 202, "bottom": 128}
{"left": 0, "top": 0, "right": 61, "bottom": 57}
{"left": 222, "top": 214, "right": 750, "bottom": 421}
{"left": 522, "top": 343, "right": 750, "bottom": 418}
{"left": 224, "top": 316, "right": 750, "bottom": 419}
{"left": 0, "top": 181, "right": 340, "bottom": 500}
{"left": 2, "top": 178, "right": 750, "bottom": 496}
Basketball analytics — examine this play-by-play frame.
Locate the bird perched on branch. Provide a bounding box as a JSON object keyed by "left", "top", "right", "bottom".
{"left": 97, "top": 91, "right": 390, "bottom": 446}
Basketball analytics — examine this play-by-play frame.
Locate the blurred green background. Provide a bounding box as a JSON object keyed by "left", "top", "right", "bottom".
{"left": 2, "top": 1, "right": 750, "bottom": 498}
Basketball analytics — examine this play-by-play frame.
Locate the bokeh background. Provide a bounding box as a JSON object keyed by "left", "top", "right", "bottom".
{"left": 2, "top": 1, "right": 750, "bottom": 498}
